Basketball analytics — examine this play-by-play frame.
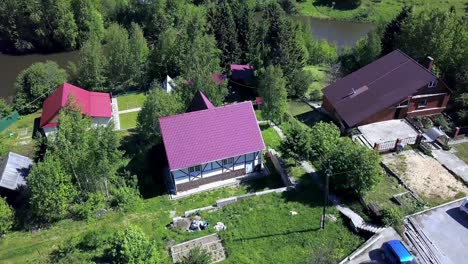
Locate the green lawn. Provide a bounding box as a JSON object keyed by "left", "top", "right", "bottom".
{"left": 287, "top": 99, "right": 313, "bottom": 117}
{"left": 454, "top": 143, "right": 468, "bottom": 164}
{"left": 297, "top": 0, "right": 467, "bottom": 23}
{"left": 0, "top": 184, "right": 271, "bottom": 263}
{"left": 255, "top": 109, "right": 264, "bottom": 121}
{"left": 119, "top": 111, "right": 139, "bottom": 130}
{"left": 260, "top": 124, "right": 282, "bottom": 150}
{"left": 201, "top": 187, "right": 363, "bottom": 263}
{"left": 0, "top": 111, "right": 41, "bottom": 157}
{"left": 304, "top": 65, "right": 328, "bottom": 101}
{"left": 117, "top": 93, "right": 146, "bottom": 111}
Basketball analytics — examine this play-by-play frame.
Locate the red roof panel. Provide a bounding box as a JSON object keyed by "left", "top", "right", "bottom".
{"left": 40, "top": 83, "right": 111, "bottom": 127}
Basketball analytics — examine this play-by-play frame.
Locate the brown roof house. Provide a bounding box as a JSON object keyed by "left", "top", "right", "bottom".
{"left": 323, "top": 50, "right": 451, "bottom": 129}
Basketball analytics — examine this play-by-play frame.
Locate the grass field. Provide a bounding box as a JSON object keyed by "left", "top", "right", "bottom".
{"left": 260, "top": 124, "right": 282, "bottom": 150}
{"left": 304, "top": 65, "right": 328, "bottom": 101}
{"left": 0, "top": 111, "right": 41, "bottom": 157}
{"left": 119, "top": 111, "right": 139, "bottom": 130}
{"left": 287, "top": 99, "right": 313, "bottom": 117}
{"left": 202, "top": 186, "right": 363, "bottom": 263}
{"left": 117, "top": 93, "right": 146, "bottom": 111}
{"left": 454, "top": 143, "right": 468, "bottom": 164}
{"left": 297, "top": 0, "right": 468, "bottom": 23}
{"left": 0, "top": 182, "right": 363, "bottom": 263}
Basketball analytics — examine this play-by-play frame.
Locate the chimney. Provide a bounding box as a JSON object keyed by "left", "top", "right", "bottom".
{"left": 426, "top": 56, "right": 434, "bottom": 71}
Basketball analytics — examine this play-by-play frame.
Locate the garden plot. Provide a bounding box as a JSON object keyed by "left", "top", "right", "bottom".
{"left": 383, "top": 150, "right": 467, "bottom": 203}
{"left": 171, "top": 234, "right": 226, "bottom": 263}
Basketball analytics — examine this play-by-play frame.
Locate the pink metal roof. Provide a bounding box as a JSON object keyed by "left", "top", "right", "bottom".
{"left": 211, "top": 73, "right": 226, "bottom": 85}
{"left": 187, "top": 91, "right": 215, "bottom": 112}
{"left": 159, "top": 101, "right": 265, "bottom": 171}
{"left": 255, "top": 97, "right": 263, "bottom": 105}
{"left": 40, "top": 83, "right": 112, "bottom": 127}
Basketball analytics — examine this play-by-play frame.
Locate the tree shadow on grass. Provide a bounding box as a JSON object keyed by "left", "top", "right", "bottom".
{"left": 313, "top": 0, "right": 362, "bottom": 11}
{"left": 120, "top": 132, "right": 168, "bottom": 199}
{"left": 295, "top": 109, "right": 334, "bottom": 128}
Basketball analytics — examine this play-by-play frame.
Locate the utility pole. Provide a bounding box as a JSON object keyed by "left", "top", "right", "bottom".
{"left": 320, "top": 162, "right": 332, "bottom": 230}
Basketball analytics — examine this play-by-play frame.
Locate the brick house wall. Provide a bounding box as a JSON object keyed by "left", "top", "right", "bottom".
{"left": 324, "top": 80, "right": 451, "bottom": 127}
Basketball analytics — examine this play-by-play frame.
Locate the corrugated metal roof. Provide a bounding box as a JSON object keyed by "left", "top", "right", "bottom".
{"left": 159, "top": 98, "right": 265, "bottom": 171}
{"left": 0, "top": 152, "right": 32, "bottom": 190}
{"left": 323, "top": 50, "right": 439, "bottom": 127}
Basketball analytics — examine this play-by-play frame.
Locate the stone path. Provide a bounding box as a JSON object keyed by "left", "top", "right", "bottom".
{"left": 432, "top": 149, "right": 468, "bottom": 184}
{"left": 118, "top": 107, "right": 142, "bottom": 114}
{"left": 111, "top": 97, "right": 120, "bottom": 130}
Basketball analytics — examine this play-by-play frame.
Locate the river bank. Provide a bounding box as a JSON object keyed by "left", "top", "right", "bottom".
{"left": 297, "top": 0, "right": 467, "bottom": 23}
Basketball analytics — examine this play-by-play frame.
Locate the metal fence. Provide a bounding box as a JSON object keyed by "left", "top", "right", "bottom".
{"left": 0, "top": 111, "right": 19, "bottom": 133}
{"left": 376, "top": 136, "right": 417, "bottom": 152}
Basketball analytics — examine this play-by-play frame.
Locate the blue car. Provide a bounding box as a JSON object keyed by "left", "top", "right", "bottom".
{"left": 382, "top": 240, "right": 417, "bottom": 264}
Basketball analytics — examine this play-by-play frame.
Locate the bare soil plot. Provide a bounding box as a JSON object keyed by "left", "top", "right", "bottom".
{"left": 383, "top": 150, "right": 467, "bottom": 202}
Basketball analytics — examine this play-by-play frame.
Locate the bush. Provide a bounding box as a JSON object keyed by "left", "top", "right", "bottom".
{"left": 431, "top": 114, "right": 453, "bottom": 132}
{"left": 382, "top": 207, "right": 403, "bottom": 226}
{"left": 110, "top": 187, "right": 142, "bottom": 211}
{"left": 107, "top": 226, "right": 158, "bottom": 264}
{"left": 0, "top": 197, "right": 14, "bottom": 236}
{"left": 178, "top": 247, "right": 211, "bottom": 264}
{"left": 308, "top": 89, "right": 322, "bottom": 102}
{"left": 70, "top": 193, "right": 106, "bottom": 220}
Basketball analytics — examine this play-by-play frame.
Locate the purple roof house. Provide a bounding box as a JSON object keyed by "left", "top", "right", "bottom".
{"left": 230, "top": 64, "right": 254, "bottom": 83}
{"left": 159, "top": 91, "right": 265, "bottom": 194}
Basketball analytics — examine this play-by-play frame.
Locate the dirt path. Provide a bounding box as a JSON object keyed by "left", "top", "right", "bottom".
{"left": 383, "top": 151, "right": 468, "bottom": 200}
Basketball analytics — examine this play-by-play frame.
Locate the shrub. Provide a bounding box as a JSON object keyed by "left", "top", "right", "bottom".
{"left": 308, "top": 89, "right": 322, "bottom": 102}
{"left": 108, "top": 226, "right": 158, "bottom": 264}
{"left": 110, "top": 186, "right": 142, "bottom": 211}
{"left": 178, "top": 247, "right": 211, "bottom": 264}
{"left": 0, "top": 197, "right": 14, "bottom": 236}
{"left": 431, "top": 114, "right": 453, "bottom": 132}
{"left": 382, "top": 207, "right": 403, "bottom": 226}
{"left": 70, "top": 193, "right": 106, "bottom": 220}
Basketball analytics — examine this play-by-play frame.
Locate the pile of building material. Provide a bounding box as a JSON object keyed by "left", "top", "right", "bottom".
{"left": 404, "top": 217, "right": 445, "bottom": 264}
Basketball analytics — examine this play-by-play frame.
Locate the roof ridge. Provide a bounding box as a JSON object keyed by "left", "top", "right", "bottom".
{"left": 160, "top": 101, "right": 252, "bottom": 120}
{"left": 395, "top": 49, "right": 437, "bottom": 77}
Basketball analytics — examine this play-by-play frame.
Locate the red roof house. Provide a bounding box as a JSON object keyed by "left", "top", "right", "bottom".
{"left": 159, "top": 91, "right": 265, "bottom": 194}
{"left": 40, "top": 83, "right": 112, "bottom": 135}
{"left": 322, "top": 50, "right": 451, "bottom": 129}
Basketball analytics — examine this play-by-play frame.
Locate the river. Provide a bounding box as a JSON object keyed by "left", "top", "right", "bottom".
{"left": 0, "top": 18, "right": 374, "bottom": 101}
{"left": 299, "top": 17, "right": 375, "bottom": 48}
{"left": 0, "top": 51, "right": 79, "bottom": 101}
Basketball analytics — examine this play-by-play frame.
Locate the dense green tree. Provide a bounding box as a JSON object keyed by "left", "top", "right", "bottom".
{"left": 108, "top": 226, "right": 158, "bottom": 264}
{"left": 0, "top": 197, "right": 14, "bottom": 236}
{"left": 147, "top": 27, "right": 181, "bottom": 82}
{"left": 208, "top": 2, "right": 241, "bottom": 67}
{"left": 13, "top": 61, "right": 68, "bottom": 114}
{"left": 309, "top": 122, "right": 341, "bottom": 162}
{"left": 340, "top": 29, "right": 382, "bottom": 74}
{"left": 396, "top": 9, "right": 468, "bottom": 87}
{"left": 0, "top": 99, "right": 12, "bottom": 119}
{"left": 71, "top": 0, "right": 105, "bottom": 46}
{"left": 127, "top": 23, "right": 149, "bottom": 90}
{"left": 104, "top": 23, "right": 130, "bottom": 92}
{"left": 280, "top": 119, "right": 312, "bottom": 162}
{"left": 327, "top": 138, "right": 383, "bottom": 197}
{"left": 137, "top": 87, "right": 185, "bottom": 147}
{"left": 288, "top": 69, "right": 314, "bottom": 97}
{"left": 381, "top": 6, "right": 412, "bottom": 55}
{"left": 28, "top": 156, "right": 77, "bottom": 223}
{"left": 50, "top": 105, "right": 124, "bottom": 196}
{"left": 258, "top": 66, "right": 288, "bottom": 124}
{"left": 77, "top": 37, "right": 107, "bottom": 91}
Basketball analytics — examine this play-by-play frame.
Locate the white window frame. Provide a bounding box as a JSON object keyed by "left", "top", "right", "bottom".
{"left": 397, "top": 100, "right": 409, "bottom": 108}
{"left": 222, "top": 157, "right": 234, "bottom": 166}
{"left": 188, "top": 165, "right": 201, "bottom": 173}
{"left": 418, "top": 99, "right": 428, "bottom": 108}
{"left": 428, "top": 80, "right": 438, "bottom": 88}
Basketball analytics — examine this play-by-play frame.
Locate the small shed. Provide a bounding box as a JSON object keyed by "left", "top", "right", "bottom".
{"left": 0, "top": 152, "right": 32, "bottom": 191}
{"left": 230, "top": 64, "right": 254, "bottom": 83}
{"left": 162, "top": 75, "right": 175, "bottom": 93}
{"left": 255, "top": 97, "right": 262, "bottom": 109}
{"left": 424, "top": 127, "right": 449, "bottom": 146}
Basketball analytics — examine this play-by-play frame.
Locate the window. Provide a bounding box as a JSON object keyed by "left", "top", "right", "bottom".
{"left": 397, "top": 100, "right": 409, "bottom": 108}
{"left": 188, "top": 165, "right": 201, "bottom": 173}
{"left": 418, "top": 99, "right": 428, "bottom": 108}
{"left": 428, "top": 80, "right": 438, "bottom": 88}
{"left": 222, "top": 157, "right": 234, "bottom": 165}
